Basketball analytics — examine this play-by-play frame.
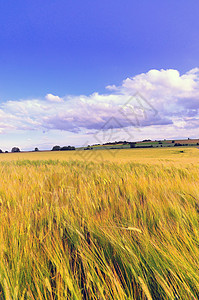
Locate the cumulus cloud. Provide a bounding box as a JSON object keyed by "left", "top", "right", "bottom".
{"left": 0, "top": 68, "right": 199, "bottom": 143}
{"left": 45, "top": 93, "right": 63, "bottom": 102}
{"left": 107, "top": 68, "right": 199, "bottom": 127}
{"left": 114, "top": 68, "right": 199, "bottom": 95}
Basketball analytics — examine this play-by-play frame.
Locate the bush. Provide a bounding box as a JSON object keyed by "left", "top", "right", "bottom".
{"left": 11, "top": 147, "right": 20, "bottom": 153}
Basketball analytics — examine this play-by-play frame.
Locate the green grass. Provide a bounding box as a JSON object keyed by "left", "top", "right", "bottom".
{"left": 0, "top": 153, "right": 198, "bottom": 299}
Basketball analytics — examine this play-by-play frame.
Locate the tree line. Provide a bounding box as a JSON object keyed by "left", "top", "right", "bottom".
{"left": 0, "top": 145, "right": 76, "bottom": 153}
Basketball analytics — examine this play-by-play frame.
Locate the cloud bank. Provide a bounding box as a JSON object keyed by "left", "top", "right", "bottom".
{"left": 0, "top": 68, "right": 199, "bottom": 145}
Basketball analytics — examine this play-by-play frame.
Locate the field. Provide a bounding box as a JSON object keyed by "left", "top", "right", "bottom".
{"left": 82, "top": 138, "right": 199, "bottom": 150}
{"left": 136, "top": 139, "right": 199, "bottom": 148}
{"left": 0, "top": 148, "right": 198, "bottom": 299}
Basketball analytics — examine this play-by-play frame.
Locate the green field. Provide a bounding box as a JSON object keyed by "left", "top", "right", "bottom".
{"left": 0, "top": 148, "right": 198, "bottom": 299}
{"left": 83, "top": 138, "right": 199, "bottom": 150}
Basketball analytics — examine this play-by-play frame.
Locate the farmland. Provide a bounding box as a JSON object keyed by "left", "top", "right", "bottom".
{"left": 87, "top": 138, "right": 199, "bottom": 151}
{"left": 0, "top": 148, "right": 198, "bottom": 299}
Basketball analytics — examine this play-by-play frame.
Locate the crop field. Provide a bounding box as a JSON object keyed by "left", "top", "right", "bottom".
{"left": 0, "top": 148, "right": 198, "bottom": 299}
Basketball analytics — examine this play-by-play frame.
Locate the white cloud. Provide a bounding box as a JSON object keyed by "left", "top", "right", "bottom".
{"left": 120, "top": 68, "right": 199, "bottom": 94}
{"left": 45, "top": 93, "right": 63, "bottom": 102}
{"left": 0, "top": 68, "right": 199, "bottom": 149}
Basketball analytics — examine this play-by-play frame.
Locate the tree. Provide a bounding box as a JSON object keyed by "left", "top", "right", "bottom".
{"left": 34, "top": 147, "right": 39, "bottom": 152}
{"left": 11, "top": 147, "right": 20, "bottom": 153}
{"left": 142, "top": 139, "right": 151, "bottom": 142}
{"left": 130, "top": 142, "right": 136, "bottom": 148}
{"left": 52, "top": 145, "right": 61, "bottom": 151}
{"left": 60, "top": 146, "right": 75, "bottom": 151}
{"left": 0, "top": 149, "right": 3, "bottom": 153}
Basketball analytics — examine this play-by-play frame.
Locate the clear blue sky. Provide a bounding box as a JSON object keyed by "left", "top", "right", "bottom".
{"left": 0, "top": 0, "right": 199, "bottom": 150}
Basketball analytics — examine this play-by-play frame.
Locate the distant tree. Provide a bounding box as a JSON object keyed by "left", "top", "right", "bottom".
{"left": 142, "top": 139, "right": 151, "bottom": 142}
{"left": 60, "top": 146, "right": 69, "bottom": 151}
{"left": 34, "top": 147, "right": 39, "bottom": 152}
{"left": 11, "top": 147, "right": 20, "bottom": 153}
{"left": 130, "top": 142, "right": 136, "bottom": 148}
{"left": 52, "top": 145, "right": 61, "bottom": 151}
{"left": 172, "top": 140, "right": 175, "bottom": 143}
{"left": 60, "top": 146, "right": 75, "bottom": 151}
{"left": 0, "top": 149, "right": 3, "bottom": 153}
{"left": 5, "top": 151, "right": 8, "bottom": 153}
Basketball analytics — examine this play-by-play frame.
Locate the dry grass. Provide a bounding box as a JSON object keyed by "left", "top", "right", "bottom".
{"left": 0, "top": 148, "right": 198, "bottom": 299}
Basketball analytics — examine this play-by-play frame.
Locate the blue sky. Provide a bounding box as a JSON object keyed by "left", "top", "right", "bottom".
{"left": 0, "top": 0, "right": 199, "bottom": 150}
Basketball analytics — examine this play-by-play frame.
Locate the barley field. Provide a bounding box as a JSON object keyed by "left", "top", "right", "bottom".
{"left": 0, "top": 148, "right": 198, "bottom": 299}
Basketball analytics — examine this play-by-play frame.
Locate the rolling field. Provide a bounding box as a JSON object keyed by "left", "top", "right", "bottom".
{"left": 0, "top": 148, "right": 198, "bottom": 299}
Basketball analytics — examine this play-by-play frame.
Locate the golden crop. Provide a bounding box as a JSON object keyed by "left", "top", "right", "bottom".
{"left": 0, "top": 147, "right": 198, "bottom": 299}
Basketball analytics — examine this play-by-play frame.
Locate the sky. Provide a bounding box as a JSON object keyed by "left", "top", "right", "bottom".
{"left": 0, "top": 0, "right": 199, "bottom": 151}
